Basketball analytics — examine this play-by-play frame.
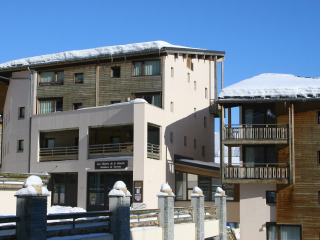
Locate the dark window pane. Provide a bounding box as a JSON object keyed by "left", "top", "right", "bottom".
{"left": 66, "top": 173, "right": 78, "bottom": 184}
{"left": 112, "top": 67, "right": 120, "bottom": 78}
{"left": 56, "top": 100, "right": 63, "bottom": 112}
{"left": 89, "top": 173, "right": 104, "bottom": 184}
{"left": 267, "top": 191, "right": 276, "bottom": 203}
{"left": 52, "top": 174, "right": 66, "bottom": 184}
{"left": 176, "top": 171, "right": 186, "bottom": 200}
{"left": 199, "top": 176, "right": 210, "bottom": 199}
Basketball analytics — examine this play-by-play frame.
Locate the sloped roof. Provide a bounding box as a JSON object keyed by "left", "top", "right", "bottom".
{"left": 0, "top": 41, "right": 224, "bottom": 71}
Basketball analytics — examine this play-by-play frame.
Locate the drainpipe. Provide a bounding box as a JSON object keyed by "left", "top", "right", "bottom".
{"left": 27, "top": 67, "right": 33, "bottom": 173}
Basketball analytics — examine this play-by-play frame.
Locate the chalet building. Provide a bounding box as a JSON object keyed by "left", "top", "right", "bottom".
{"left": 218, "top": 73, "right": 320, "bottom": 240}
{"left": 0, "top": 41, "right": 226, "bottom": 212}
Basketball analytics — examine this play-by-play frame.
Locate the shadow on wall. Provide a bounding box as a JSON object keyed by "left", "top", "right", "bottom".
{"left": 164, "top": 107, "right": 213, "bottom": 192}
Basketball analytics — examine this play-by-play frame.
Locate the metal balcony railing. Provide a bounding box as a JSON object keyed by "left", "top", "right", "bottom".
{"left": 147, "top": 143, "right": 160, "bottom": 160}
{"left": 88, "top": 142, "right": 133, "bottom": 159}
{"left": 39, "top": 146, "right": 79, "bottom": 161}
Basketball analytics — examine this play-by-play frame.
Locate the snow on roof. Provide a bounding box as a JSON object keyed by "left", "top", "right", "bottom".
{"left": 219, "top": 73, "right": 320, "bottom": 99}
{"left": 0, "top": 41, "right": 200, "bottom": 71}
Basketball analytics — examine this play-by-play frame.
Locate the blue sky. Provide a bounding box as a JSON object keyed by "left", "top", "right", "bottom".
{"left": 1, "top": 1, "right": 319, "bottom": 131}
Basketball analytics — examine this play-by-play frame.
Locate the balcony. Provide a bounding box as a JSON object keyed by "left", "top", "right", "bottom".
{"left": 39, "top": 129, "right": 79, "bottom": 162}
{"left": 40, "top": 146, "right": 78, "bottom": 161}
{"left": 89, "top": 142, "right": 133, "bottom": 159}
{"left": 223, "top": 163, "right": 289, "bottom": 184}
{"left": 209, "top": 99, "right": 220, "bottom": 118}
{"left": 223, "top": 124, "right": 288, "bottom": 145}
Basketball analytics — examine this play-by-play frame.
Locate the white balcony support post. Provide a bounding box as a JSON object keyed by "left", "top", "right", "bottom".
{"left": 228, "top": 108, "right": 231, "bottom": 165}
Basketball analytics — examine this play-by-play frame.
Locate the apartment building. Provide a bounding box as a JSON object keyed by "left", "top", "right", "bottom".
{"left": 0, "top": 41, "right": 225, "bottom": 210}
{"left": 218, "top": 73, "right": 320, "bottom": 240}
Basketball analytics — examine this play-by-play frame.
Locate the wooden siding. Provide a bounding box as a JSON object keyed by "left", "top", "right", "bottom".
{"left": 277, "top": 102, "right": 320, "bottom": 239}
{"left": 36, "top": 56, "right": 163, "bottom": 111}
{"left": 39, "top": 129, "right": 79, "bottom": 148}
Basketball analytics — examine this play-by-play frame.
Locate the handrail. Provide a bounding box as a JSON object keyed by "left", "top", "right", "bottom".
{"left": 174, "top": 207, "right": 193, "bottom": 224}
{"left": 89, "top": 142, "right": 133, "bottom": 153}
{"left": 130, "top": 209, "right": 160, "bottom": 228}
{"left": 224, "top": 124, "right": 288, "bottom": 140}
{"left": 225, "top": 163, "right": 289, "bottom": 167}
{"left": 204, "top": 206, "right": 217, "bottom": 220}
{"left": 0, "top": 216, "right": 20, "bottom": 224}
{"left": 40, "top": 146, "right": 78, "bottom": 156}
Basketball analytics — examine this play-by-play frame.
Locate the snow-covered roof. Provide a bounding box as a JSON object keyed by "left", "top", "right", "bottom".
{"left": 219, "top": 73, "right": 320, "bottom": 100}
{"left": 0, "top": 41, "right": 224, "bottom": 71}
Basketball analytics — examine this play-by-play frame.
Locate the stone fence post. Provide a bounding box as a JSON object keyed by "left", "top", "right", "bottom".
{"left": 15, "top": 175, "right": 50, "bottom": 240}
{"left": 157, "top": 183, "right": 175, "bottom": 240}
{"left": 191, "top": 186, "right": 205, "bottom": 240}
{"left": 215, "top": 187, "right": 227, "bottom": 240}
{"left": 108, "top": 181, "right": 131, "bottom": 240}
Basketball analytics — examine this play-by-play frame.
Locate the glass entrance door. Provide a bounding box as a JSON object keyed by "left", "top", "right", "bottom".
{"left": 87, "top": 172, "right": 133, "bottom": 211}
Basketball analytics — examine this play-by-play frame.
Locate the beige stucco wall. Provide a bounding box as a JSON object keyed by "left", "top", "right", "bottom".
{"left": 130, "top": 227, "right": 162, "bottom": 240}
{"left": 240, "top": 183, "right": 277, "bottom": 240}
{"left": 1, "top": 71, "right": 34, "bottom": 173}
{"left": 0, "top": 190, "right": 51, "bottom": 214}
{"left": 174, "top": 222, "right": 195, "bottom": 240}
{"left": 1, "top": 55, "right": 218, "bottom": 211}
{"left": 204, "top": 220, "right": 219, "bottom": 238}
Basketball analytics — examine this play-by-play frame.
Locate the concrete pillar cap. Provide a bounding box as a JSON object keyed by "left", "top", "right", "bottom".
{"left": 15, "top": 175, "right": 50, "bottom": 197}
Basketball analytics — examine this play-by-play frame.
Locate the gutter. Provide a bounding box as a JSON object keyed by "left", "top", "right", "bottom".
{"left": 217, "top": 97, "right": 320, "bottom": 104}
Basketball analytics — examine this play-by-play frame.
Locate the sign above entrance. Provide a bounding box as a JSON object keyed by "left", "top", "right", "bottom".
{"left": 95, "top": 160, "right": 128, "bottom": 170}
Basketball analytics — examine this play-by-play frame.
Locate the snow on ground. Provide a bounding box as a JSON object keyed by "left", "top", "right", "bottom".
{"left": 47, "top": 233, "right": 112, "bottom": 240}
{"left": 48, "top": 205, "right": 86, "bottom": 214}
{"left": 0, "top": 41, "right": 198, "bottom": 70}
{"left": 219, "top": 73, "right": 320, "bottom": 99}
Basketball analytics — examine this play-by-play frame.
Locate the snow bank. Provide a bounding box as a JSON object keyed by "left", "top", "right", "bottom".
{"left": 219, "top": 73, "right": 320, "bottom": 99}
{"left": 0, "top": 41, "right": 194, "bottom": 70}
{"left": 48, "top": 205, "right": 86, "bottom": 214}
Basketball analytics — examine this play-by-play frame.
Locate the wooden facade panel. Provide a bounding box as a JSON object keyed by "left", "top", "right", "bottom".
{"left": 36, "top": 56, "right": 163, "bottom": 112}
{"left": 39, "top": 129, "right": 79, "bottom": 148}
{"left": 277, "top": 103, "right": 320, "bottom": 239}
{"left": 0, "top": 82, "right": 8, "bottom": 115}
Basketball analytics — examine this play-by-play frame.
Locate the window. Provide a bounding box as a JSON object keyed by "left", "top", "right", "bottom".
{"left": 39, "top": 72, "right": 64, "bottom": 85}
{"left": 184, "top": 136, "right": 187, "bottom": 147}
{"left": 318, "top": 111, "right": 320, "bottom": 123}
{"left": 133, "top": 60, "right": 160, "bottom": 76}
{"left": 202, "top": 146, "right": 205, "bottom": 157}
{"left": 73, "top": 103, "right": 82, "bottom": 110}
{"left": 204, "top": 117, "right": 207, "bottom": 128}
{"left": 318, "top": 151, "right": 320, "bottom": 164}
{"left": 187, "top": 56, "right": 192, "bottom": 69}
{"left": 243, "top": 145, "right": 276, "bottom": 167}
{"left": 174, "top": 53, "right": 178, "bottom": 59}
{"left": 38, "top": 98, "right": 63, "bottom": 114}
{"left": 19, "top": 107, "right": 25, "bottom": 119}
{"left": 188, "top": 73, "right": 190, "bottom": 82}
{"left": 134, "top": 92, "right": 162, "bottom": 108}
{"left": 18, "top": 140, "right": 24, "bottom": 152}
{"left": 194, "top": 81, "right": 197, "bottom": 90}
{"left": 45, "top": 139, "right": 55, "bottom": 148}
{"left": 205, "top": 88, "right": 208, "bottom": 99}
{"left": 171, "top": 67, "right": 174, "bottom": 78}
{"left": 111, "top": 67, "right": 120, "bottom": 78}
{"left": 170, "top": 132, "right": 173, "bottom": 143}
{"left": 74, "top": 73, "right": 84, "bottom": 84}
{"left": 194, "top": 139, "right": 196, "bottom": 149}
{"left": 266, "top": 191, "right": 277, "bottom": 203}
{"left": 267, "top": 223, "right": 301, "bottom": 240}
{"left": 171, "top": 102, "right": 174, "bottom": 112}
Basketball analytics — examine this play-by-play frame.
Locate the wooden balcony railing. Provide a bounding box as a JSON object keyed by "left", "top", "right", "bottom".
{"left": 224, "top": 163, "right": 289, "bottom": 180}
{"left": 147, "top": 143, "right": 160, "bottom": 160}
{"left": 39, "top": 146, "right": 78, "bottom": 161}
{"left": 224, "top": 124, "right": 288, "bottom": 141}
{"left": 88, "top": 142, "right": 133, "bottom": 159}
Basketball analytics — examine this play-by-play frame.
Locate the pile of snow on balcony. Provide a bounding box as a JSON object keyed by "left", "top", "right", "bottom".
{"left": 15, "top": 175, "right": 49, "bottom": 196}
{"left": 219, "top": 73, "right": 320, "bottom": 99}
{"left": 0, "top": 41, "right": 193, "bottom": 70}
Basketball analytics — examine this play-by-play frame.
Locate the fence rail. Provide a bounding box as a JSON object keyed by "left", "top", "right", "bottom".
{"left": 174, "top": 207, "right": 193, "bottom": 224}
{"left": 147, "top": 143, "right": 160, "bottom": 160}
{"left": 224, "top": 124, "right": 288, "bottom": 140}
{"left": 204, "top": 206, "right": 217, "bottom": 220}
{"left": 130, "top": 209, "right": 160, "bottom": 228}
{"left": 39, "top": 146, "right": 78, "bottom": 161}
{"left": 224, "top": 163, "right": 289, "bottom": 179}
{"left": 47, "top": 211, "right": 112, "bottom": 238}
{"left": 89, "top": 142, "right": 133, "bottom": 159}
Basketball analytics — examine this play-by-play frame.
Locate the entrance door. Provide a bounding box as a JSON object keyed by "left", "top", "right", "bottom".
{"left": 87, "top": 172, "right": 133, "bottom": 211}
